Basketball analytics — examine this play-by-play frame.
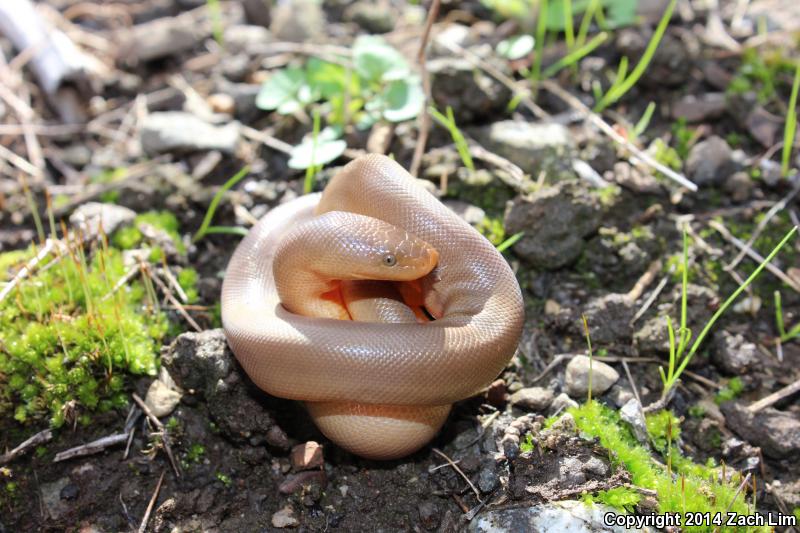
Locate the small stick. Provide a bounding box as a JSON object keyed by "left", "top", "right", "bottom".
{"left": 409, "top": 0, "right": 441, "bottom": 178}
{"left": 100, "top": 265, "right": 139, "bottom": 301}
{"left": 726, "top": 179, "right": 800, "bottom": 271}
{"left": 709, "top": 220, "right": 800, "bottom": 293}
{"left": 625, "top": 260, "right": 662, "bottom": 302}
{"left": 138, "top": 470, "right": 166, "bottom": 533}
{"left": 529, "top": 353, "right": 570, "bottom": 384}
{"left": 0, "top": 239, "right": 56, "bottom": 303}
{"left": 539, "top": 79, "right": 698, "bottom": 192}
{"left": 145, "top": 266, "right": 202, "bottom": 332}
{"left": 240, "top": 125, "right": 292, "bottom": 154}
{"left": 621, "top": 360, "right": 643, "bottom": 407}
{"left": 132, "top": 393, "right": 181, "bottom": 478}
{"left": 630, "top": 274, "right": 670, "bottom": 325}
{"left": 53, "top": 433, "right": 129, "bottom": 462}
{"left": 432, "top": 448, "right": 482, "bottom": 502}
{"left": 748, "top": 378, "right": 800, "bottom": 413}
{"left": 157, "top": 265, "right": 188, "bottom": 304}
{"left": 713, "top": 473, "right": 751, "bottom": 533}
{"left": 0, "top": 429, "right": 53, "bottom": 465}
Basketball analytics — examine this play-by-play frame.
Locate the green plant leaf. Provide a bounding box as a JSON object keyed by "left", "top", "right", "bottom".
{"left": 288, "top": 128, "right": 347, "bottom": 170}
{"left": 382, "top": 79, "right": 425, "bottom": 122}
{"left": 353, "top": 36, "right": 410, "bottom": 82}
{"left": 306, "top": 58, "right": 349, "bottom": 100}
{"left": 497, "top": 35, "right": 535, "bottom": 60}
{"left": 256, "top": 68, "right": 306, "bottom": 111}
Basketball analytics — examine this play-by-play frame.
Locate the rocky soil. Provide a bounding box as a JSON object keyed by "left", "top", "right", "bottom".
{"left": 1, "top": 0, "right": 799, "bottom": 531}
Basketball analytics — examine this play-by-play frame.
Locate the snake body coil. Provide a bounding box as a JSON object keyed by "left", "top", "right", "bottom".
{"left": 222, "top": 155, "right": 524, "bottom": 459}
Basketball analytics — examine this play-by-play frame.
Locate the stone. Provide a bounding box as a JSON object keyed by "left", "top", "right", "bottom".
{"left": 504, "top": 181, "right": 602, "bottom": 270}
{"left": 720, "top": 401, "right": 800, "bottom": 459}
{"left": 418, "top": 501, "right": 440, "bottom": 530}
{"left": 344, "top": 0, "right": 397, "bottom": 34}
{"left": 140, "top": 112, "right": 240, "bottom": 156}
{"left": 429, "top": 58, "right": 511, "bottom": 124}
{"left": 712, "top": 330, "right": 760, "bottom": 375}
{"left": 608, "top": 385, "right": 634, "bottom": 408}
{"left": 579, "top": 293, "right": 635, "bottom": 344}
{"left": 443, "top": 199, "right": 485, "bottom": 226}
{"left": 291, "top": 441, "right": 324, "bottom": 471}
{"left": 269, "top": 0, "right": 324, "bottom": 42}
{"left": 610, "top": 161, "right": 661, "bottom": 194}
{"left": 468, "top": 500, "right": 644, "bottom": 532}
{"left": 510, "top": 387, "right": 554, "bottom": 411}
{"left": 564, "top": 355, "right": 619, "bottom": 398}
{"left": 723, "top": 171, "right": 754, "bottom": 203}
{"left": 162, "top": 330, "right": 289, "bottom": 448}
{"left": 207, "top": 93, "right": 235, "bottom": 115}
{"left": 620, "top": 398, "right": 649, "bottom": 444}
{"left": 672, "top": 93, "right": 727, "bottom": 122}
{"left": 549, "top": 393, "right": 578, "bottom": 414}
{"left": 432, "top": 24, "right": 472, "bottom": 57}
{"left": 478, "top": 462, "right": 499, "bottom": 492}
{"left": 271, "top": 505, "right": 298, "bottom": 528}
{"left": 144, "top": 378, "right": 182, "bottom": 418}
{"left": 685, "top": 135, "right": 735, "bottom": 186}
{"left": 745, "top": 106, "right": 783, "bottom": 148}
{"left": 479, "top": 120, "right": 574, "bottom": 177}
{"left": 40, "top": 477, "right": 70, "bottom": 519}
{"left": 634, "top": 285, "right": 718, "bottom": 354}
{"left": 69, "top": 202, "right": 135, "bottom": 238}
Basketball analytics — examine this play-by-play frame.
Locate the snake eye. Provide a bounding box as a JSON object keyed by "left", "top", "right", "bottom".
{"left": 382, "top": 254, "right": 397, "bottom": 267}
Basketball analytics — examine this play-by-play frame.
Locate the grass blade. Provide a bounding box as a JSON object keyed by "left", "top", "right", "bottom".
{"left": 192, "top": 165, "right": 250, "bottom": 243}
{"left": 781, "top": 61, "right": 800, "bottom": 177}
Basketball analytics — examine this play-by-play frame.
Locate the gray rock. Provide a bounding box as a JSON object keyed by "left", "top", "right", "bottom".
{"left": 429, "top": 58, "right": 511, "bottom": 124}
{"left": 672, "top": 93, "right": 727, "bottom": 122}
{"left": 418, "top": 501, "right": 440, "bottom": 530}
{"left": 504, "top": 181, "right": 602, "bottom": 270}
{"left": 344, "top": 1, "right": 397, "bottom": 34}
{"left": 745, "top": 106, "right": 783, "bottom": 148}
{"left": 510, "top": 387, "right": 554, "bottom": 411}
{"left": 565, "top": 355, "right": 619, "bottom": 398}
{"left": 144, "top": 378, "right": 182, "bottom": 418}
{"left": 468, "top": 500, "right": 646, "bottom": 533}
{"left": 443, "top": 199, "right": 485, "bottom": 225}
{"left": 269, "top": 0, "right": 324, "bottom": 42}
{"left": 477, "top": 462, "right": 499, "bottom": 492}
{"left": 620, "top": 398, "right": 649, "bottom": 444}
{"left": 162, "top": 330, "right": 289, "bottom": 448}
{"left": 712, "top": 330, "right": 760, "bottom": 375}
{"left": 40, "top": 477, "right": 70, "bottom": 519}
{"left": 685, "top": 135, "right": 734, "bottom": 186}
{"left": 610, "top": 161, "right": 661, "bottom": 194}
{"left": 217, "top": 81, "right": 261, "bottom": 120}
{"left": 608, "top": 385, "right": 634, "bottom": 408}
{"left": 271, "top": 505, "right": 298, "bottom": 528}
{"left": 720, "top": 401, "right": 800, "bottom": 459}
{"left": 479, "top": 120, "right": 574, "bottom": 177}
{"left": 69, "top": 202, "right": 136, "bottom": 238}
{"left": 550, "top": 392, "right": 578, "bottom": 414}
{"left": 579, "top": 293, "right": 635, "bottom": 344}
{"left": 140, "top": 112, "right": 240, "bottom": 156}
{"left": 723, "top": 171, "right": 754, "bottom": 203}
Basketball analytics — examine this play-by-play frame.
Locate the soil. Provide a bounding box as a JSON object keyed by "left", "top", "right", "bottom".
{"left": 1, "top": 0, "right": 800, "bottom": 532}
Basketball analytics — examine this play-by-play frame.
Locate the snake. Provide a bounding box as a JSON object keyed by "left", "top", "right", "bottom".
{"left": 221, "top": 154, "right": 524, "bottom": 459}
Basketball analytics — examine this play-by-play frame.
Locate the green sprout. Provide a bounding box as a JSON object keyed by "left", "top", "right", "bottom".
{"left": 541, "top": 31, "right": 609, "bottom": 79}
{"left": 192, "top": 166, "right": 250, "bottom": 243}
{"left": 774, "top": 291, "right": 800, "bottom": 342}
{"left": 659, "top": 226, "right": 798, "bottom": 400}
{"left": 594, "top": 0, "right": 677, "bottom": 112}
{"left": 531, "top": 0, "right": 549, "bottom": 84}
{"left": 496, "top": 231, "right": 524, "bottom": 253}
{"left": 781, "top": 61, "right": 800, "bottom": 177}
{"left": 429, "top": 106, "right": 474, "bottom": 171}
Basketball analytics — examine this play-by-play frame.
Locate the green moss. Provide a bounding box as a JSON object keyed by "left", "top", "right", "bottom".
{"left": 477, "top": 216, "right": 506, "bottom": 247}
{"left": 519, "top": 433, "right": 534, "bottom": 453}
{"left": 111, "top": 211, "right": 185, "bottom": 254}
{"left": 727, "top": 48, "right": 796, "bottom": 104}
{"left": 215, "top": 472, "right": 232, "bottom": 487}
{"left": 112, "top": 226, "right": 142, "bottom": 249}
{"left": 570, "top": 401, "right": 763, "bottom": 532}
{"left": 645, "top": 409, "right": 681, "bottom": 453}
{"left": 178, "top": 268, "right": 199, "bottom": 304}
{"left": 583, "top": 486, "right": 641, "bottom": 513}
{"left": 715, "top": 377, "right": 744, "bottom": 404}
{"left": 0, "top": 241, "right": 167, "bottom": 427}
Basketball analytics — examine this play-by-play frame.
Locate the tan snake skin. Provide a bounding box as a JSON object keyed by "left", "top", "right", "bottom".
{"left": 221, "top": 155, "right": 524, "bottom": 459}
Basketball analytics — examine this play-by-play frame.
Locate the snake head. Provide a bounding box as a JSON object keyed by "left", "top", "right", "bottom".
{"left": 361, "top": 222, "right": 439, "bottom": 281}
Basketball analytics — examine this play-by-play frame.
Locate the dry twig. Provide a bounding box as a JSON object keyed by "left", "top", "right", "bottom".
{"left": 1, "top": 429, "right": 53, "bottom": 465}
{"left": 53, "top": 433, "right": 129, "bottom": 462}
{"left": 409, "top": 0, "right": 442, "bottom": 178}
{"left": 748, "top": 378, "right": 800, "bottom": 413}
{"left": 138, "top": 470, "right": 166, "bottom": 533}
